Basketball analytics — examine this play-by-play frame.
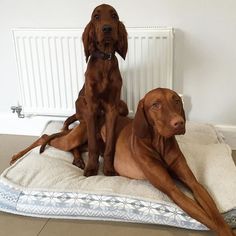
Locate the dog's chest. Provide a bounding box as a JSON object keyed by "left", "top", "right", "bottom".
{"left": 90, "top": 71, "right": 121, "bottom": 96}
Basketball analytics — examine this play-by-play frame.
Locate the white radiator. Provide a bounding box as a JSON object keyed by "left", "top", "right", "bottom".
{"left": 13, "top": 28, "right": 174, "bottom": 117}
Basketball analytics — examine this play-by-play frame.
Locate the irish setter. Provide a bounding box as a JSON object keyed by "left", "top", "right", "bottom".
{"left": 81, "top": 4, "right": 127, "bottom": 176}
{"left": 11, "top": 4, "right": 128, "bottom": 177}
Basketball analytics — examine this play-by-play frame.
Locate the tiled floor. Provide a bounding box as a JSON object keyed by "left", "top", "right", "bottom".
{"left": 0, "top": 134, "right": 235, "bottom": 236}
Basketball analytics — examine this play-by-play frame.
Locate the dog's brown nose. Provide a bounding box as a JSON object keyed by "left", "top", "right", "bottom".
{"left": 103, "top": 25, "right": 112, "bottom": 33}
{"left": 171, "top": 117, "right": 184, "bottom": 129}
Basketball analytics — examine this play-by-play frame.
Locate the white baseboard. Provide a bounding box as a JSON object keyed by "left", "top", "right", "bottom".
{"left": 1, "top": 113, "right": 236, "bottom": 149}
{"left": 214, "top": 125, "right": 236, "bottom": 150}
{"left": 0, "top": 113, "right": 65, "bottom": 136}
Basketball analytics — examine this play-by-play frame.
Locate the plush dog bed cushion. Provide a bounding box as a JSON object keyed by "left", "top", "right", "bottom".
{"left": 0, "top": 121, "right": 235, "bottom": 230}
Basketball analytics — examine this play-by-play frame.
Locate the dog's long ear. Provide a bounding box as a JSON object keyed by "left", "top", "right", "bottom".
{"left": 177, "top": 95, "right": 186, "bottom": 122}
{"left": 82, "top": 21, "right": 95, "bottom": 62}
{"left": 181, "top": 102, "right": 186, "bottom": 122}
{"left": 133, "top": 99, "right": 150, "bottom": 138}
{"left": 116, "top": 21, "right": 128, "bottom": 60}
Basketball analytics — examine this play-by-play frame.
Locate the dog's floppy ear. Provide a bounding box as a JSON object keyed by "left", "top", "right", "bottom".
{"left": 133, "top": 99, "right": 150, "bottom": 138}
{"left": 82, "top": 21, "right": 95, "bottom": 62}
{"left": 181, "top": 103, "right": 186, "bottom": 122}
{"left": 116, "top": 21, "right": 128, "bottom": 60}
{"left": 177, "top": 95, "right": 186, "bottom": 122}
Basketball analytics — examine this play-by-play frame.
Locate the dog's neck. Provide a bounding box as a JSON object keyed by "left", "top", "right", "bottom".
{"left": 91, "top": 50, "right": 115, "bottom": 60}
{"left": 131, "top": 126, "right": 176, "bottom": 160}
{"left": 152, "top": 133, "right": 176, "bottom": 157}
{"left": 91, "top": 41, "right": 116, "bottom": 60}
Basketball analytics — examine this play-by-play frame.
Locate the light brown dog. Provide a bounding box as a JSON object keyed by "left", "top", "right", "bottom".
{"left": 11, "top": 88, "right": 235, "bottom": 235}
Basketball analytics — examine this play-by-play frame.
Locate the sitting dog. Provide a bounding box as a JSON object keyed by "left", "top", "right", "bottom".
{"left": 80, "top": 4, "right": 128, "bottom": 176}
{"left": 10, "top": 88, "right": 235, "bottom": 236}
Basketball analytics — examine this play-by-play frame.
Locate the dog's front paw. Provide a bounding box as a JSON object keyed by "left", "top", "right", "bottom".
{"left": 84, "top": 167, "right": 98, "bottom": 177}
{"left": 103, "top": 169, "right": 116, "bottom": 176}
{"left": 103, "top": 164, "right": 116, "bottom": 176}
{"left": 83, "top": 161, "right": 99, "bottom": 177}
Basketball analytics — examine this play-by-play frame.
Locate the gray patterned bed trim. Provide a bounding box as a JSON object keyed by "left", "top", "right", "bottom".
{"left": 0, "top": 180, "right": 235, "bottom": 230}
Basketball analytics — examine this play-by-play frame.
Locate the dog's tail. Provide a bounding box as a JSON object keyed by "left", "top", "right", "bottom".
{"left": 39, "top": 131, "right": 69, "bottom": 154}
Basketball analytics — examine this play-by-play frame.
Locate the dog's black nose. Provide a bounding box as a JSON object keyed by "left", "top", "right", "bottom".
{"left": 102, "top": 25, "right": 112, "bottom": 33}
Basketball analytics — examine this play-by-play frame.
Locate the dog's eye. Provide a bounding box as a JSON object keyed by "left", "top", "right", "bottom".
{"left": 112, "top": 13, "right": 118, "bottom": 19}
{"left": 175, "top": 99, "right": 181, "bottom": 105}
{"left": 94, "top": 14, "right": 100, "bottom": 20}
{"left": 152, "top": 102, "right": 161, "bottom": 109}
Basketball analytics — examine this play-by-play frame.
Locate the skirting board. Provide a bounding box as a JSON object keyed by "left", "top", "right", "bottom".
{"left": 0, "top": 113, "right": 65, "bottom": 136}
{"left": 0, "top": 113, "right": 235, "bottom": 150}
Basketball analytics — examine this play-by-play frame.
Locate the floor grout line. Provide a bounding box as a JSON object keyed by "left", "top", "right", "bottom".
{"left": 37, "top": 218, "right": 50, "bottom": 236}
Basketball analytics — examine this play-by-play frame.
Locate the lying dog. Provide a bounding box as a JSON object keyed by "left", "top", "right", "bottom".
{"left": 10, "top": 88, "right": 235, "bottom": 235}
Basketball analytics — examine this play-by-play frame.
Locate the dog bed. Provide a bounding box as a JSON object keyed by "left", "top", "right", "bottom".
{"left": 0, "top": 121, "right": 235, "bottom": 230}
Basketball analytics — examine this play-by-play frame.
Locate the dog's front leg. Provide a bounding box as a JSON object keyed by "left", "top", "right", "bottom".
{"left": 132, "top": 137, "right": 219, "bottom": 233}
{"left": 84, "top": 101, "right": 100, "bottom": 177}
{"left": 164, "top": 138, "right": 235, "bottom": 236}
{"left": 168, "top": 149, "right": 235, "bottom": 235}
{"left": 103, "top": 104, "right": 118, "bottom": 176}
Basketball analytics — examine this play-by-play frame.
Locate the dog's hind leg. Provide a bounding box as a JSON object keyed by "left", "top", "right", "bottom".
{"left": 40, "top": 122, "right": 88, "bottom": 154}
{"left": 10, "top": 134, "right": 49, "bottom": 165}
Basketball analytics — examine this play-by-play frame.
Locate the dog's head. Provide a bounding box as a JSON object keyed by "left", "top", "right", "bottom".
{"left": 82, "top": 4, "right": 128, "bottom": 61}
{"left": 133, "top": 88, "right": 186, "bottom": 139}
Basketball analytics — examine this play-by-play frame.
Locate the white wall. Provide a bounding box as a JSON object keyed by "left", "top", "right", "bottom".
{"left": 0, "top": 0, "right": 236, "bottom": 126}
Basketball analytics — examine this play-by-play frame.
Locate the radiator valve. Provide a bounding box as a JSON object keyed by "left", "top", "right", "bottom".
{"left": 11, "top": 105, "right": 25, "bottom": 118}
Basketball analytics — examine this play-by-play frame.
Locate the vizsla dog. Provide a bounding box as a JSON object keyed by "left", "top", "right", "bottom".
{"left": 80, "top": 4, "right": 128, "bottom": 176}
{"left": 11, "top": 88, "right": 235, "bottom": 235}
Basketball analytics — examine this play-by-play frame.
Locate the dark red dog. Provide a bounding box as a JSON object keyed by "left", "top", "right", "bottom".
{"left": 81, "top": 4, "right": 127, "bottom": 176}
{"left": 11, "top": 4, "right": 128, "bottom": 177}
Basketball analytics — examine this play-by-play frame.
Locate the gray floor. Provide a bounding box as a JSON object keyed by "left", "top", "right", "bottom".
{"left": 0, "top": 134, "right": 235, "bottom": 236}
